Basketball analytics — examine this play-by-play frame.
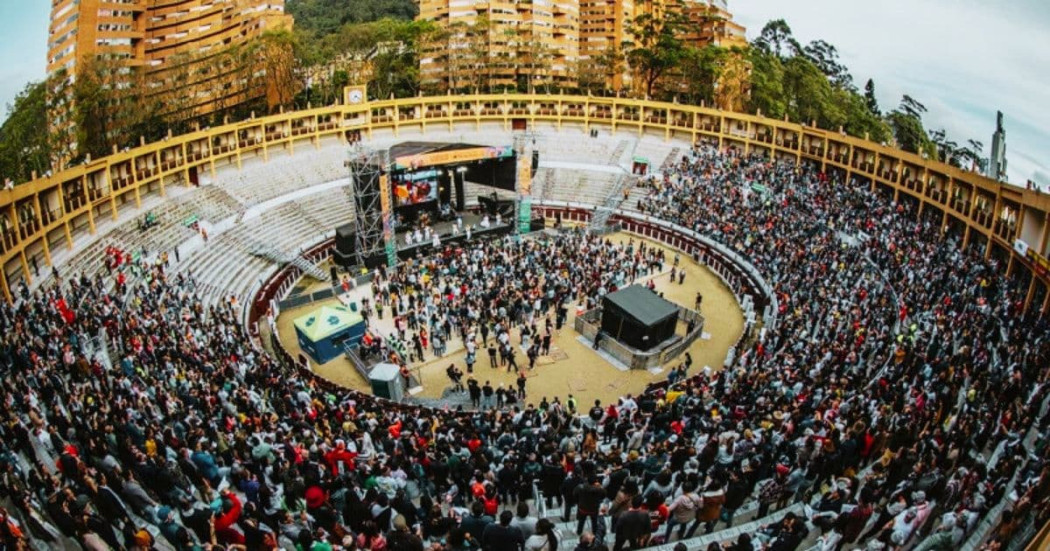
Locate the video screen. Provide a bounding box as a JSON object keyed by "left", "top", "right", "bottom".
{"left": 392, "top": 169, "right": 438, "bottom": 206}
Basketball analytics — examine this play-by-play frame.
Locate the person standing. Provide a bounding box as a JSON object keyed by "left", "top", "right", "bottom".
{"left": 468, "top": 378, "right": 481, "bottom": 409}
{"left": 482, "top": 381, "right": 495, "bottom": 409}
{"left": 517, "top": 371, "right": 527, "bottom": 400}
{"left": 541, "top": 331, "right": 552, "bottom": 356}
{"left": 613, "top": 496, "right": 651, "bottom": 551}
{"left": 507, "top": 347, "right": 519, "bottom": 372}
{"left": 488, "top": 343, "right": 498, "bottom": 369}
{"left": 481, "top": 511, "right": 525, "bottom": 551}
{"left": 664, "top": 480, "right": 701, "bottom": 542}
{"left": 574, "top": 476, "right": 606, "bottom": 536}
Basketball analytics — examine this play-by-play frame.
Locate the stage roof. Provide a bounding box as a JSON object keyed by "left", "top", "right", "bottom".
{"left": 389, "top": 141, "right": 490, "bottom": 158}
{"left": 603, "top": 285, "right": 679, "bottom": 327}
{"left": 389, "top": 141, "right": 515, "bottom": 170}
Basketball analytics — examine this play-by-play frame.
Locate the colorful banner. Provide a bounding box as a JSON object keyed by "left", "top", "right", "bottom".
{"left": 518, "top": 198, "right": 532, "bottom": 234}
{"left": 392, "top": 145, "right": 514, "bottom": 171}
{"left": 379, "top": 174, "right": 397, "bottom": 266}
{"left": 1026, "top": 248, "right": 1049, "bottom": 278}
{"left": 518, "top": 151, "right": 532, "bottom": 197}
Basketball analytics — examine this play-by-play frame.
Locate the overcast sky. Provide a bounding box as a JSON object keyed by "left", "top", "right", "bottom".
{"left": 2, "top": 0, "right": 1046, "bottom": 187}
{"left": 730, "top": 0, "right": 1050, "bottom": 188}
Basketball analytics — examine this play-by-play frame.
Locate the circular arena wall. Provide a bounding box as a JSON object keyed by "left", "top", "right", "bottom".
{"left": 2, "top": 94, "right": 1049, "bottom": 313}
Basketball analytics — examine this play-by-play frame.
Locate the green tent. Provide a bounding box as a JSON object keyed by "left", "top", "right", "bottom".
{"left": 293, "top": 304, "right": 365, "bottom": 363}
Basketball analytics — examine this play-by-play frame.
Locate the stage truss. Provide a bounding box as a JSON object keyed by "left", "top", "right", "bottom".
{"left": 345, "top": 146, "right": 393, "bottom": 268}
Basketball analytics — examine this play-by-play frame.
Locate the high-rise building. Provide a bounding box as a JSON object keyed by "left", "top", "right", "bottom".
{"left": 987, "top": 110, "right": 1008, "bottom": 182}
{"left": 677, "top": 0, "right": 747, "bottom": 49}
{"left": 418, "top": 0, "right": 580, "bottom": 92}
{"left": 421, "top": 0, "right": 747, "bottom": 93}
{"left": 579, "top": 0, "right": 636, "bottom": 90}
{"left": 46, "top": 0, "right": 292, "bottom": 128}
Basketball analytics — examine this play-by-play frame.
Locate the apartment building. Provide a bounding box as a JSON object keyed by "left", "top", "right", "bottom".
{"left": 579, "top": 0, "right": 635, "bottom": 90}
{"left": 46, "top": 0, "right": 292, "bottom": 123}
{"left": 418, "top": 0, "right": 580, "bottom": 91}
{"left": 420, "top": 0, "right": 746, "bottom": 92}
{"left": 677, "top": 0, "right": 747, "bottom": 49}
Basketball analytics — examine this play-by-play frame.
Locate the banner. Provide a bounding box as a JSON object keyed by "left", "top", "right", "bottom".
{"left": 518, "top": 151, "right": 532, "bottom": 197}
{"left": 518, "top": 198, "right": 532, "bottom": 234}
{"left": 392, "top": 145, "right": 514, "bottom": 171}
{"left": 379, "top": 174, "right": 397, "bottom": 266}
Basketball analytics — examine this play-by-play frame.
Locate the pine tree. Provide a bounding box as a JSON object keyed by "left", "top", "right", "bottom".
{"left": 864, "top": 78, "right": 880, "bottom": 116}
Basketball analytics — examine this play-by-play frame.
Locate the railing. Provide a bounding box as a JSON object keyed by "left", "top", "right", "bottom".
{"left": 575, "top": 303, "right": 704, "bottom": 370}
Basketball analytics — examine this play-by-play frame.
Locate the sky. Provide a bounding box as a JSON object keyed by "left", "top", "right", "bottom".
{"left": 1, "top": 0, "right": 1047, "bottom": 187}
{"left": 729, "top": 0, "right": 1050, "bottom": 188}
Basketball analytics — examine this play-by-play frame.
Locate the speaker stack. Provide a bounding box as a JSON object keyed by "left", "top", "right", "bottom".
{"left": 333, "top": 223, "right": 356, "bottom": 269}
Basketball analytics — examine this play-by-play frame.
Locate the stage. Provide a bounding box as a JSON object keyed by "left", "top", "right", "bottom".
{"left": 392, "top": 211, "right": 516, "bottom": 260}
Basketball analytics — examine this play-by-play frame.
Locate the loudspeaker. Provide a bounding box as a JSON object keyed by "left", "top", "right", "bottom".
{"left": 330, "top": 266, "right": 338, "bottom": 285}
{"left": 333, "top": 249, "right": 355, "bottom": 269}
{"left": 531, "top": 151, "right": 540, "bottom": 172}
{"left": 335, "top": 224, "right": 356, "bottom": 255}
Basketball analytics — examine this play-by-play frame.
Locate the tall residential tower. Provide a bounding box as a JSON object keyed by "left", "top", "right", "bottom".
{"left": 987, "top": 110, "right": 1008, "bottom": 182}
{"left": 47, "top": 0, "right": 292, "bottom": 129}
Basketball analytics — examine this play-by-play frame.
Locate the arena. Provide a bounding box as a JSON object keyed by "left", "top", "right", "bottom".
{"left": 0, "top": 96, "right": 1048, "bottom": 551}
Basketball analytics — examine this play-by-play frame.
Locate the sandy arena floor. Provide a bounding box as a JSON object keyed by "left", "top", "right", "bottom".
{"left": 272, "top": 232, "right": 744, "bottom": 407}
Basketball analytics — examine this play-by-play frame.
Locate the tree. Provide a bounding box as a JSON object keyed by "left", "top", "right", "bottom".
{"left": 863, "top": 78, "right": 880, "bottom": 117}
{"left": 625, "top": 11, "right": 688, "bottom": 98}
{"left": 747, "top": 47, "right": 786, "bottom": 119}
{"left": 286, "top": 0, "right": 418, "bottom": 36}
{"left": 899, "top": 94, "right": 927, "bottom": 119}
{"left": 754, "top": 19, "right": 799, "bottom": 59}
{"left": 715, "top": 49, "right": 751, "bottom": 112}
{"left": 783, "top": 54, "right": 846, "bottom": 128}
{"left": 0, "top": 81, "right": 52, "bottom": 182}
{"left": 72, "top": 55, "right": 146, "bottom": 158}
{"left": 802, "top": 40, "right": 852, "bottom": 89}
{"left": 249, "top": 30, "right": 301, "bottom": 112}
{"left": 963, "top": 139, "right": 987, "bottom": 173}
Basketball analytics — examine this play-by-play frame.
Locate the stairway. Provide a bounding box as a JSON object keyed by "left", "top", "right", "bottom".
{"left": 608, "top": 139, "right": 629, "bottom": 165}
{"left": 244, "top": 238, "right": 329, "bottom": 281}
{"left": 588, "top": 174, "right": 635, "bottom": 233}
{"left": 660, "top": 147, "right": 682, "bottom": 173}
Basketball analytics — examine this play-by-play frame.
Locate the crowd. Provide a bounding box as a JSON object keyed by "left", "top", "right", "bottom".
{"left": 0, "top": 143, "right": 1045, "bottom": 551}
{"left": 358, "top": 228, "right": 672, "bottom": 376}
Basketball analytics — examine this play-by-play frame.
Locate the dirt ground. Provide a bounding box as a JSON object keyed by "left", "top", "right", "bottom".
{"left": 273, "top": 232, "right": 744, "bottom": 407}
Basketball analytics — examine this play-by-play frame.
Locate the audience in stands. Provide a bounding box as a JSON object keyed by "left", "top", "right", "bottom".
{"left": 0, "top": 144, "right": 1046, "bottom": 551}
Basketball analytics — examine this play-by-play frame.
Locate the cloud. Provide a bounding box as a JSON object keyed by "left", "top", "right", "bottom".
{"left": 731, "top": 0, "right": 1050, "bottom": 187}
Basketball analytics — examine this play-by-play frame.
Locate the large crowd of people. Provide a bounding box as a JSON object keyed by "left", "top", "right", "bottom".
{"left": 356, "top": 229, "right": 673, "bottom": 378}
{"left": 0, "top": 143, "right": 1047, "bottom": 551}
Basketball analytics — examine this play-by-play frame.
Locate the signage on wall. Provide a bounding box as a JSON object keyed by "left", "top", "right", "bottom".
{"left": 1013, "top": 239, "right": 1029, "bottom": 256}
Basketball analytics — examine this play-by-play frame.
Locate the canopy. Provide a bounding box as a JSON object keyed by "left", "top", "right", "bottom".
{"left": 293, "top": 305, "right": 362, "bottom": 342}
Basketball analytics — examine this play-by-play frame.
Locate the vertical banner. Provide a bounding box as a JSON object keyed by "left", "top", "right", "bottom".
{"left": 518, "top": 198, "right": 532, "bottom": 234}
{"left": 379, "top": 173, "right": 397, "bottom": 266}
{"left": 517, "top": 153, "right": 532, "bottom": 234}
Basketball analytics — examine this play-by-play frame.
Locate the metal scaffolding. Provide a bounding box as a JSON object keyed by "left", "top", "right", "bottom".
{"left": 345, "top": 145, "right": 391, "bottom": 268}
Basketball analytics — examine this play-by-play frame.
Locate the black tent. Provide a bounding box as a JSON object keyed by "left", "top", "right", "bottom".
{"left": 600, "top": 285, "right": 679, "bottom": 351}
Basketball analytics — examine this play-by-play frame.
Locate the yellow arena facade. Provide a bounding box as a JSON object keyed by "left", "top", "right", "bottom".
{"left": 3, "top": 93, "right": 1048, "bottom": 312}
